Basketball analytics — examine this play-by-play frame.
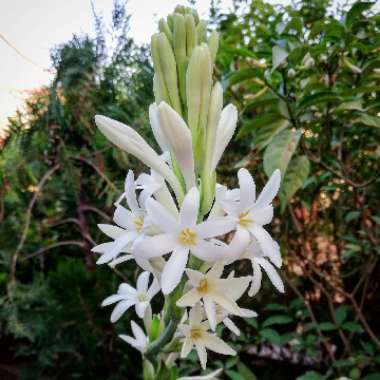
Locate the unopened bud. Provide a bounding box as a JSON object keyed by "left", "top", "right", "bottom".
{"left": 196, "top": 20, "right": 207, "bottom": 43}
{"left": 159, "top": 18, "right": 172, "bottom": 44}
{"left": 208, "top": 30, "right": 219, "bottom": 64}
{"left": 304, "top": 57, "right": 315, "bottom": 69}
{"left": 287, "top": 68, "right": 296, "bottom": 78}
{"left": 185, "top": 14, "right": 197, "bottom": 57}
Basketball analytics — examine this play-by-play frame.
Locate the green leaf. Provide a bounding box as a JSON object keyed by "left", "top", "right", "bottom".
{"left": 335, "top": 306, "right": 348, "bottom": 325}
{"left": 297, "top": 91, "right": 342, "bottom": 114}
{"left": 272, "top": 46, "right": 288, "bottom": 71}
{"left": 237, "top": 362, "right": 257, "bottom": 380}
{"left": 318, "top": 322, "right": 336, "bottom": 331}
{"left": 264, "top": 303, "right": 288, "bottom": 312}
{"left": 296, "top": 371, "right": 325, "bottom": 380}
{"left": 244, "top": 317, "right": 258, "bottom": 329}
{"left": 238, "top": 113, "right": 285, "bottom": 139}
{"left": 345, "top": 211, "right": 361, "bottom": 223}
{"left": 342, "top": 321, "right": 363, "bottom": 333}
{"left": 361, "top": 374, "right": 380, "bottom": 380}
{"left": 226, "top": 370, "right": 246, "bottom": 380}
{"left": 353, "top": 113, "right": 380, "bottom": 128}
{"left": 335, "top": 100, "right": 363, "bottom": 112}
{"left": 228, "top": 68, "right": 263, "bottom": 86}
{"left": 259, "top": 328, "right": 283, "bottom": 345}
{"left": 263, "top": 129, "right": 301, "bottom": 178}
{"left": 262, "top": 315, "right": 293, "bottom": 327}
{"left": 279, "top": 155, "right": 310, "bottom": 210}
{"left": 251, "top": 119, "right": 290, "bottom": 150}
{"left": 149, "top": 316, "right": 162, "bottom": 342}
{"left": 346, "top": 2, "right": 374, "bottom": 29}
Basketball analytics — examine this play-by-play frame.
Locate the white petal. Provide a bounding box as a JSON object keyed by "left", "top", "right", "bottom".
{"left": 204, "top": 296, "right": 217, "bottom": 331}
{"left": 119, "top": 334, "right": 139, "bottom": 350}
{"left": 149, "top": 103, "right": 169, "bottom": 152}
{"left": 146, "top": 277, "right": 160, "bottom": 300}
{"left": 96, "top": 233, "right": 135, "bottom": 264}
{"left": 220, "top": 276, "right": 251, "bottom": 301}
{"left": 224, "top": 228, "right": 250, "bottom": 265}
{"left": 137, "top": 271, "right": 150, "bottom": 294}
{"left": 248, "top": 260, "right": 262, "bottom": 297}
{"left": 110, "top": 300, "right": 135, "bottom": 322}
{"left": 181, "top": 337, "right": 194, "bottom": 358}
{"left": 238, "top": 168, "right": 256, "bottom": 211}
{"left": 179, "top": 368, "right": 223, "bottom": 380}
{"left": 101, "top": 294, "right": 126, "bottom": 306}
{"left": 191, "top": 240, "right": 227, "bottom": 262}
{"left": 131, "top": 320, "right": 147, "bottom": 344}
{"left": 118, "top": 283, "right": 137, "bottom": 297}
{"left": 211, "top": 104, "right": 238, "bottom": 170}
{"left": 108, "top": 254, "right": 133, "bottom": 268}
{"left": 223, "top": 317, "right": 240, "bottom": 336}
{"left": 211, "top": 291, "right": 243, "bottom": 316}
{"left": 134, "top": 234, "right": 177, "bottom": 259}
{"left": 179, "top": 187, "right": 200, "bottom": 228}
{"left": 136, "top": 301, "right": 149, "bottom": 318}
{"left": 98, "top": 224, "right": 126, "bottom": 239}
{"left": 161, "top": 247, "right": 189, "bottom": 294}
{"left": 257, "top": 258, "right": 285, "bottom": 293}
{"left": 255, "top": 169, "right": 281, "bottom": 207}
{"left": 177, "top": 288, "right": 201, "bottom": 307}
{"left": 189, "top": 303, "right": 203, "bottom": 325}
{"left": 195, "top": 217, "right": 235, "bottom": 239}
{"left": 113, "top": 206, "right": 134, "bottom": 231}
{"left": 195, "top": 342, "right": 208, "bottom": 370}
{"left": 146, "top": 197, "right": 178, "bottom": 233}
{"left": 250, "top": 205, "right": 273, "bottom": 226}
{"left": 207, "top": 261, "right": 224, "bottom": 280}
{"left": 124, "top": 171, "right": 140, "bottom": 213}
{"left": 202, "top": 332, "right": 236, "bottom": 356}
{"left": 92, "top": 242, "right": 114, "bottom": 253}
{"left": 185, "top": 268, "right": 204, "bottom": 286}
{"left": 250, "top": 224, "right": 282, "bottom": 267}
{"left": 158, "top": 102, "right": 196, "bottom": 189}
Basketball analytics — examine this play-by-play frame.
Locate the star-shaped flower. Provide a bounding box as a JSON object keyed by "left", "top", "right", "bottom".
{"left": 119, "top": 321, "right": 148, "bottom": 354}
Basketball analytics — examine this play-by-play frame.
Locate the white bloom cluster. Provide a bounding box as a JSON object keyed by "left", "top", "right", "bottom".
{"left": 92, "top": 5, "right": 285, "bottom": 377}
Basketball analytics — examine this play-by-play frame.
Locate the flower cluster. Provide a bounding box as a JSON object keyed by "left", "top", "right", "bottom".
{"left": 93, "top": 5, "right": 284, "bottom": 378}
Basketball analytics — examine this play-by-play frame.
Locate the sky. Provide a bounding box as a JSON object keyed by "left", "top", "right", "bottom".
{"left": 0, "top": 0, "right": 235, "bottom": 131}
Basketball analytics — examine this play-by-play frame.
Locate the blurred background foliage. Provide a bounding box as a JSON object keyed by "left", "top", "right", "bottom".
{"left": 0, "top": 0, "right": 379, "bottom": 379}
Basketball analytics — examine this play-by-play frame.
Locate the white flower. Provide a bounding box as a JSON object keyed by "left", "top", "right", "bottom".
{"left": 179, "top": 368, "right": 223, "bottom": 380}
{"left": 243, "top": 237, "right": 284, "bottom": 296}
{"left": 221, "top": 168, "right": 282, "bottom": 267}
{"left": 157, "top": 102, "right": 196, "bottom": 190}
{"left": 177, "top": 262, "right": 252, "bottom": 331}
{"left": 101, "top": 271, "right": 160, "bottom": 322}
{"left": 119, "top": 320, "right": 148, "bottom": 353}
{"left": 178, "top": 303, "right": 236, "bottom": 370}
{"left": 92, "top": 170, "right": 149, "bottom": 265}
{"left": 95, "top": 115, "right": 184, "bottom": 201}
{"left": 135, "top": 187, "right": 235, "bottom": 294}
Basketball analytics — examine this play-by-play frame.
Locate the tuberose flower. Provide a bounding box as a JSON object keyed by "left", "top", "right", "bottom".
{"left": 119, "top": 320, "right": 148, "bottom": 353}
{"left": 178, "top": 303, "right": 236, "bottom": 370}
{"left": 102, "top": 271, "right": 160, "bottom": 322}
{"left": 135, "top": 187, "right": 235, "bottom": 294}
{"left": 176, "top": 262, "right": 252, "bottom": 330}
{"left": 179, "top": 368, "right": 223, "bottom": 380}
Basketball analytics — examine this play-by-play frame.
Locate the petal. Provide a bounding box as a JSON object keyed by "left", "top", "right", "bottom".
{"left": 180, "top": 187, "right": 200, "bottom": 228}
{"left": 211, "top": 290, "right": 243, "bottom": 316}
{"left": 195, "top": 217, "right": 235, "bottom": 239}
{"left": 149, "top": 103, "right": 169, "bottom": 152}
{"left": 136, "top": 301, "right": 149, "bottom": 318}
{"left": 98, "top": 224, "right": 126, "bottom": 239}
{"left": 134, "top": 234, "right": 177, "bottom": 259}
{"left": 118, "top": 283, "right": 137, "bottom": 297}
{"left": 255, "top": 169, "right": 281, "bottom": 207}
{"left": 110, "top": 300, "right": 135, "bottom": 322}
{"left": 108, "top": 254, "right": 133, "bottom": 268}
{"left": 185, "top": 268, "right": 204, "bottom": 287}
{"left": 181, "top": 337, "right": 194, "bottom": 358}
{"left": 101, "top": 294, "right": 127, "bottom": 306}
{"left": 137, "top": 271, "right": 150, "bottom": 294}
{"left": 92, "top": 242, "right": 114, "bottom": 253}
{"left": 189, "top": 303, "right": 203, "bottom": 325}
{"left": 220, "top": 276, "right": 251, "bottom": 301}
{"left": 195, "top": 342, "right": 208, "bottom": 370}
{"left": 250, "top": 205, "right": 273, "bottom": 226}
{"left": 224, "top": 228, "right": 250, "bottom": 265}
{"left": 113, "top": 205, "right": 135, "bottom": 230}
{"left": 146, "top": 277, "right": 160, "bottom": 300}
{"left": 238, "top": 168, "right": 256, "bottom": 211}
{"left": 248, "top": 260, "right": 262, "bottom": 297}
{"left": 179, "top": 369, "right": 223, "bottom": 380}
{"left": 223, "top": 317, "right": 240, "bottom": 336}
{"left": 131, "top": 320, "right": 147, "bottom": 343}
{"left": 119, "top": 334, "right": 139, "bottom": 350}
{"left": 204, "top": 296, "right": 217, "bottom": 331}
{"left": 96, "top": 233, "right": 135, "bottom": 264}
{"left": 125, "top": 170, "right": 140, "bottom": 213}
{"left": 206, "top": 261, "right": 224, "bottom": 280}
{"left": 191, "top": 240, "right": 227, "bottom": 262}
{"left": 161, "top": 247, "right": 189, "bottom": 295}
{"left": 250, "top": 224, "right": 282, "bottom": 267}
{"left": 146, "top": 197, "right": 178, "bottom": 233}
{"left": 202, "top": 332, "right": 236, "bottom": 356}
{"left": 177, "top": 288, "right": 202, "bottom": 307}
{"left": 257, "top": 258, "right": 285, "bottom": 293}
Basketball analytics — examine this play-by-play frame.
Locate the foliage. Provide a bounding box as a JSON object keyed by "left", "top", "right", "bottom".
{"left": 0, "top": 0, "right": 379, "bottom": 379}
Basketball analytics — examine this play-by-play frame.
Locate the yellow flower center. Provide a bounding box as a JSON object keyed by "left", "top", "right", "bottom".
{"left": 133, "top": 216, "right": 144, "bottom": 232}
{"left": 190, "top": 327, "right": 203, "bottom": 340}
{"left": 197, "top": 278, "right": 209, "bottom": 294}
{"left": 239, "top": 211, "right": 253, "bottom": 229}
{"left": 178, "top": 228, "right": 197, "bottom": 246}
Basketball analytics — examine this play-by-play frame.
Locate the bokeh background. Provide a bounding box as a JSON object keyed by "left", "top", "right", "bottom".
{"left": 0, "top": 0, "right": 379, "bottom": 379}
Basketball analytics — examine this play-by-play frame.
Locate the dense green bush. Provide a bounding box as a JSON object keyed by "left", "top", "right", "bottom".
{"left": 0, "top": 0, "right": 379, "bottom": 379}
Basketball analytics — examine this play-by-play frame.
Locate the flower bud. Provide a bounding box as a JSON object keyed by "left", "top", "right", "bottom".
{"left": 208, "top": 30, "right": 219, "bottom": 64}
{"left": 159, "top": 18, "right": 172, "bottom": 43}
{"left": 287, "top": 68, "right": 296, "bottom": 78}
{"left": 185, "top": 14, "right": 197, "bottom": 57}
{"left": 196, "top": 20, "right": 207, "bottom": 43}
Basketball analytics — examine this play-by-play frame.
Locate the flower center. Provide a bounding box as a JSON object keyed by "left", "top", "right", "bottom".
{"left": 137, "top": 293, "right": 146, "bottom": 302}
{"left": 190, "top": 327, "right": 203, "bottom": 340}
{"left": 133, "top": 216, "right": 144, "bottom": 232}
{"left": 178, "top": 228, "right": 197, "bottom": 246}
{"left": 239, "top": 211, "right": 253, "bottom": 229}
{"left": 197, "top": 278, "right": 209, "bottom": 294}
